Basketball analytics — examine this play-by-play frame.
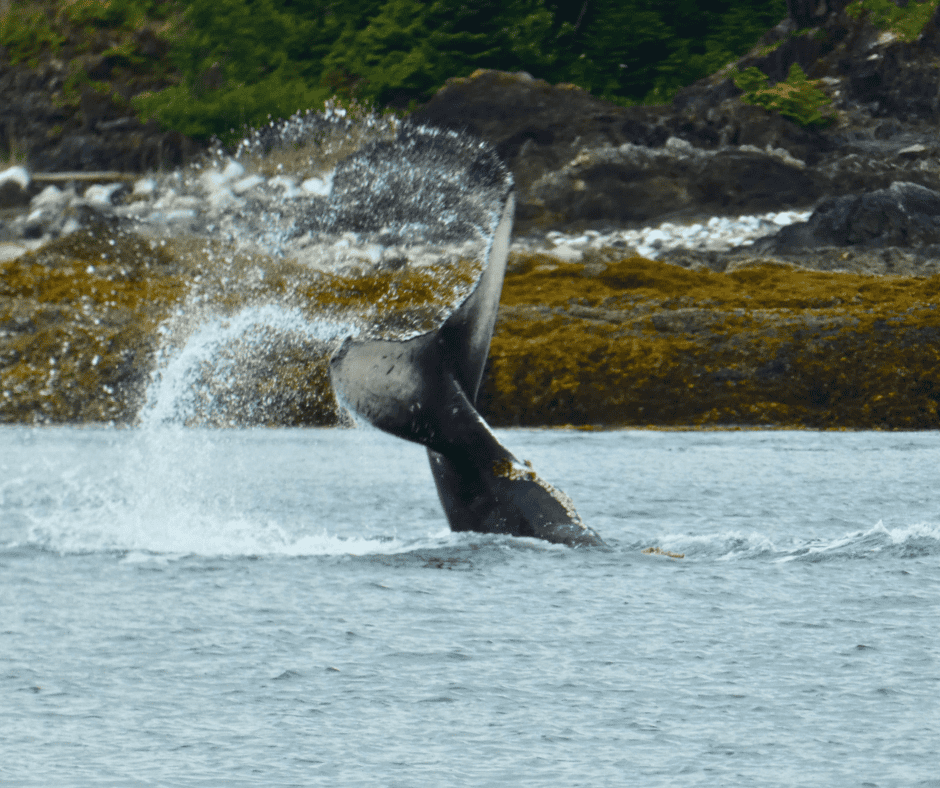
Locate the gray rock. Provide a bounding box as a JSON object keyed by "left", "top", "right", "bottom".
{"left": 412, "top": 70, "right": 831, "bottom": 233}
{"left": 758, "top": 181, "right": 940, "bottom": 251}
{"left": 0, "top": 166, "right": 31, "bottom": 208}
{"left": 660, "top": 243, "right": 940, "bottom": 277}
{"left": 0, "top": 178, "right": 29, "bottom": 208}
{"left": 526, "top": 138, "right": 818, "bottom": 226}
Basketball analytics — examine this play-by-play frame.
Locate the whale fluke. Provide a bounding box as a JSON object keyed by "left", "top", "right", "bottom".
{"left": 329, "top": 126, "right": 603, "bottom": 547}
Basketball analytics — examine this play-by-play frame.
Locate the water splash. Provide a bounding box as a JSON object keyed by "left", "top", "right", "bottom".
{"left": 647, "top": 520, "right": 940, "bottom": 562}
{"left": 4, "top": 426, "right": 458, "bottom": 559}
{"left": 141, "top": 305, "right": 354, "bottom": 427}
{"left": 124, "top": 108, "right": 508, "bottom": 426}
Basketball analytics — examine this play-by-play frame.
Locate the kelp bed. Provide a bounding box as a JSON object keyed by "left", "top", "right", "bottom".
{"left": 3, "top": 235, "right": 940, "bottom": 428}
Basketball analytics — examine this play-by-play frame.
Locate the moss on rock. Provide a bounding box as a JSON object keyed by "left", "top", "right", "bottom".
{"left": 478, "top": 252, "right": 940, "bottom": 429}
{"left": 4, "top": 240, "right": 940, "bottom": 429}
{"left": 0, "top": 228, "right": 184, "bottom": 423}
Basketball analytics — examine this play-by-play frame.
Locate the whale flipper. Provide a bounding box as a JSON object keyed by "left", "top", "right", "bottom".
{"left": 328, "top": 127, "right": 603, "bottom": 547}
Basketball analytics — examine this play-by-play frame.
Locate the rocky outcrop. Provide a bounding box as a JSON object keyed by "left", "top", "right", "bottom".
{"left": 413, "top": 1, "right": 940, "bottom": 232}
{"left": 525, "top": 137, "right": 820, "bottom": 225}
{"left": 411, "top": 71, "right": 837, "bottom": 230}
{"left": 6, "top": 228, "right": 940, "bottom": 429}
{"left": 415, "top": 67, "right": 940, "bottom": 232}
{"left": 3, "top": 0, "right": 939, "bottom": 230}
{"left": 479, "top": 253, "right": 940, "bottom": 430}
{"left": 759, "top": 181, "right": 940, "bottom": 252}
{"left": 0, "top": 14, "right": 206, "bottom": 175}
{"left": 744, "top": 0, "right": 940, "bottom": 122}
{"left": 0, "top": 58, "right": 200, "bottom": 172}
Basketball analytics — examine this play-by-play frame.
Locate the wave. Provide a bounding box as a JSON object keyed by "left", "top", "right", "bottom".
{"left": 0, "top": 428, "right": 567, "bottom": 562}
{"left": 649, "top": 520, "right": 940, "bottom": 562}
{"left": 10, "top": 511, "right": 467, "bottom": 560}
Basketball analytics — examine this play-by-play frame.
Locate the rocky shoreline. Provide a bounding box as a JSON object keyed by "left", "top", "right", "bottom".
{"left": 2, "top": 159, "right": 940, "bottom": 429}
{"left": 3, "top": 0, "right": 940, "bottom": 428}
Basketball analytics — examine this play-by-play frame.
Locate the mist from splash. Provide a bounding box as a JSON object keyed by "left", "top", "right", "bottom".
{"left": 123, "top": 105, "right": 504, "bottom": 427}
{"left": 140, "top": 306, "right": 355, "bottom": 427}
{"left": 10, "top": 427, "right": 457, "bottom": 560}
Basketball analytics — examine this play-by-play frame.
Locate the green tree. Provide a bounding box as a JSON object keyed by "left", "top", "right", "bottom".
{"left": 550, "top": 0, "right": 671, "bottom": 99}
{"left": 131, "top": 0, "right": 793, "bottom": 140}
{"left": 134, "top": 0, "right": 336, "bottom": 139}
{"left": 321, "top": 0, "right": 564, "bottom": 107}
{"left": 648, "top": 0, "right": 787, "bottom": 102}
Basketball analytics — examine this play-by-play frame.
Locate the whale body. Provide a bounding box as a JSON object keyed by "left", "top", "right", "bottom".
{"left": 329, "top": 126, "right": 604, "bottom": 547}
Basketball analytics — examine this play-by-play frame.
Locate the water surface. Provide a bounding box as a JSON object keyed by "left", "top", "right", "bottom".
{"left": 2, "top": 427, "right": 939, "bottom": 787}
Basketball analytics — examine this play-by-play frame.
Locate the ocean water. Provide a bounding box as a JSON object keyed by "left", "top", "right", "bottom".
{"left": 2, "top": 426, "right": 939, "bottom": 787}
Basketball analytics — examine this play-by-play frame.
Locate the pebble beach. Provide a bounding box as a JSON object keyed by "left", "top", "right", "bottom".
{"left": 1, "top": 163, "right": 809, "bottom": 264}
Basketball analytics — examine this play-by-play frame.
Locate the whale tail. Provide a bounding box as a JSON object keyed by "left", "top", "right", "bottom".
{"left": 330, "top": 329, "right": 603, "bottom": 546}
{"left": 328, "top": 127, "right": 603, "bottom": 547}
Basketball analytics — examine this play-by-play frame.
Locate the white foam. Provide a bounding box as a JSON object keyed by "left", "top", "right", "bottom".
{"left": 14, "top": 436, "right": 459, "bottom": 559}
{"left": 652, "top": 520, "right": 940, "bottom": 563}
{"left": 84, "top": 183, "right": 123, "bottom": 206}
{"left": 141, "top": 304, "right": 354, "bottom": 427}
{"left": 20, "top": 490, "right": 452, "bottom": 561}
{"left": 133, "top": 177, "right": 157, "bottom": 196}
{"left": 233, "top": 174, "right": 266, "bottom": 194}
{"left": 302, "top": 172, "right": 334, "bottom": 196}
{"left": 519, "top": 208, "right": 813, "bottom": 262}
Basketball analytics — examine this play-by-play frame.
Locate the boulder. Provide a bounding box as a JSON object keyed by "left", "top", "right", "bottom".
{"left": 0, "top": 166, "right": 30, "bottom": 208}
{"left": 411, "top": 0, "right": 940, "bottom": 231}
{"left": 412, "top": 70, "right": 829, "bottom": 198}
{"left": 524, "top": 137, "right": 820, "bottom": 227}
{"left": 411, "top": 66, "right": 940, "bottom": 233}
{"left": 758, "top": 181, "right": 940, "bottom": 251}
{"left": 412, "top": 70, "right": 647, "bottom": 194}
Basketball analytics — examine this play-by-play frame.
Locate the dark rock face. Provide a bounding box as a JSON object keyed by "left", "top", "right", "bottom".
{"left": 414, "top": 66, "right": 940, "bottom": 232}
{"left": 760, "top": 181, "right": 940, "bottom": 251}
{"left": 412, "top": 71, "right": 661, "bottom": 194}
{"left": 525, "top": 138, "right": 820, "bottom": 225}
{"left": 414, "top": 0, "right": 940, "bottom": 233}
{"left": 412, "top": 71, "right": 834, "bottom": 230}
{"left": 0, "top": 57, "right": 204, "bottom": 173}
{"left": 786, "top": 0, "right": 846, "bottom": 29}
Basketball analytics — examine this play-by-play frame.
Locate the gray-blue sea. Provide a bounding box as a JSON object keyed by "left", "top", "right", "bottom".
{"left": 2, "top": 426, "right": 939, "bottom": 787}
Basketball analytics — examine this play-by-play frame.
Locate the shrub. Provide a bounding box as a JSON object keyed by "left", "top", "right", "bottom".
{"left": 733, "top": 62, "right": 835, "bottom": 127}
{"left": 845, "top": 0, "right": 940, "bottom": 43}
{"left": 0, "top": 4, "right": 66, "bottom": 66}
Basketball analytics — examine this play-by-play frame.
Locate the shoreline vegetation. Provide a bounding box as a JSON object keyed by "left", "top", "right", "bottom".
{"left": 3, "top": 1, "right": 940, "bottom": 429}
{"left": 2, "top": 0, "right": 937, "bottom": 162}
{"left": 0, "top": 0, "right": 791, "bottom": 148}
{"left": 4, "top": 232, "right": 939, "bottom": 430}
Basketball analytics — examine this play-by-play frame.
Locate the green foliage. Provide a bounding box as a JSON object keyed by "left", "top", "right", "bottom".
{"left": 5, "top": 0, "right": 798, "bottom": 140}
{"left": 135, "top": 0, "right": 581, "bottom": 137}
{"left": 845, "top": 0, "right": 940, "bottom": 42}
{"left": 0, "top": 4, "right": 66, "bottom": 66}
{"left": 641, "top": 0, "right": 788, "bottom": 103}
{"left": 133, "top": 77, "right": 333, "bottom": 144}
{"left": 128, "top": 0, "right": 326, "bottom": 141}
{"left": 733, "top": 62, "right": 835, "bottom": 127}
{"left": 318, "top": 0, "right": 455, "bottom": 107}
{"left": 318, "top": 0, "right": 565, "bottom": 106}
{"left": 0, "top": 0, "right": 177, "bottom": 66}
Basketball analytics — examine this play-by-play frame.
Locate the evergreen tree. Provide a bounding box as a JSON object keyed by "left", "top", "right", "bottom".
{"left": 131, "top": 0, "right": 791, "bottom": 140}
